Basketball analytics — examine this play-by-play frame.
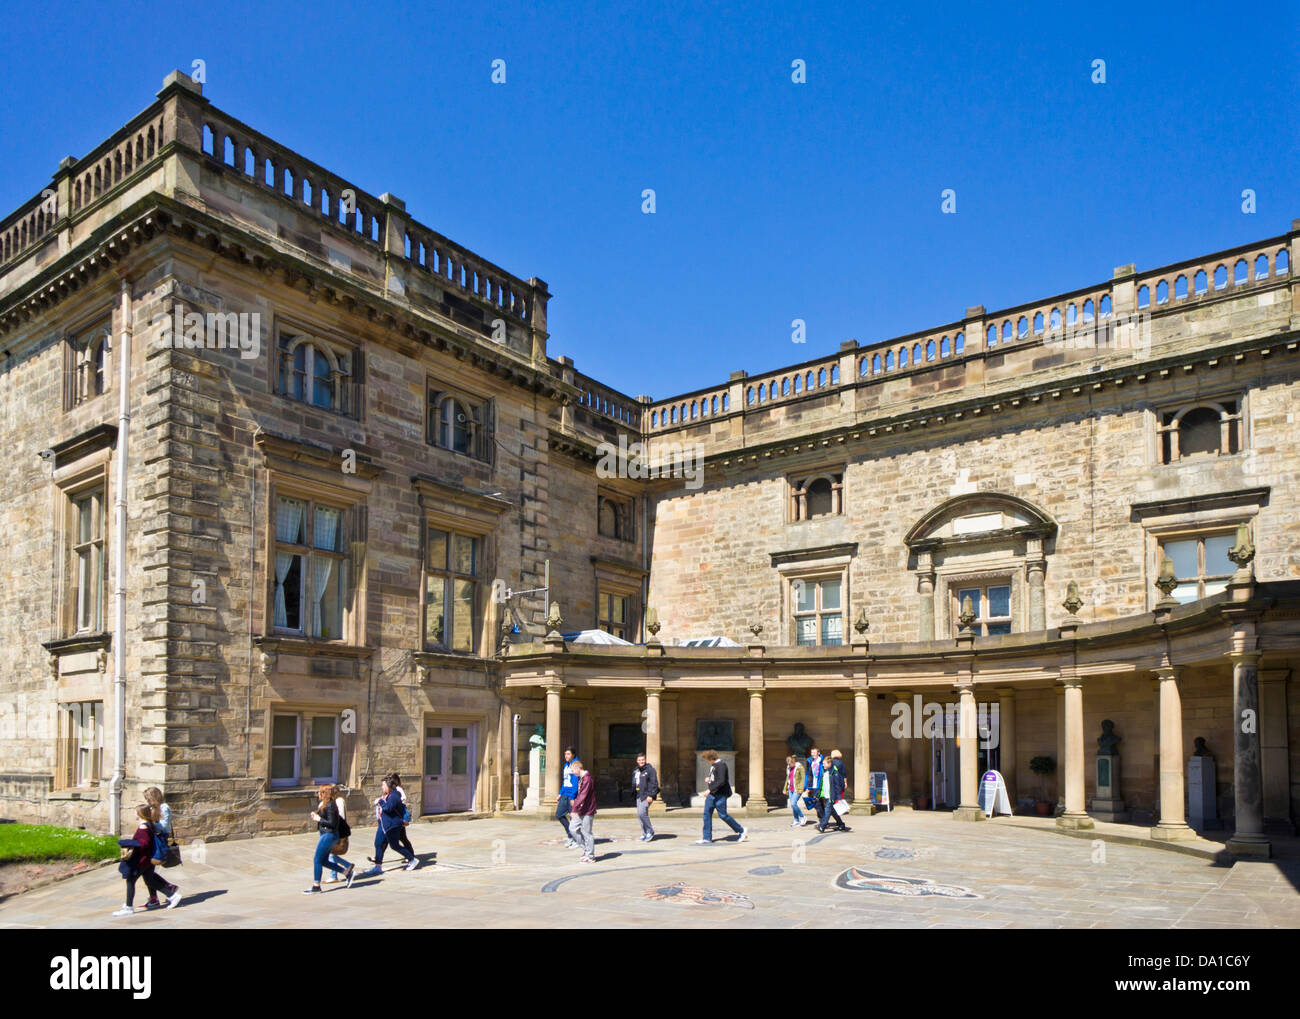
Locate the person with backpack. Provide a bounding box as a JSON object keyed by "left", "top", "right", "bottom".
{"left": 388, "top": 772, "right": 418, "bottom": 861}
{"left": 362, "top": 777, "right": 418, "bottom": 875}
{"left": 805, "top": 747, "right": 827, "bottom": 828}
{"left": 556, "top": 746, "right": 579, "bottom": 846}
{"left": 323, "top": 784, "right": 353, "bottom": 884}
{"left": 304, "top": 783, "right": 356, "bottom": 894}
{"left": 142, "top": 786, "right": 178, "bottom": 908}
{"left": 112, "top": 805, "right": 181, "bottom": 916}
{"left": 568, "top": 758, "right": 597, "bottom": 863}
{"left": 785, "top": 755, "right": 809, "bottom": 827}
{"left": 695, "top": 750, "right": 747, "bottom": 844}
{"left": 817, "top": 749, "right": 852, "bottom": 833}
{"left": 632, "top": 752, "right": 659, "bottom": 841}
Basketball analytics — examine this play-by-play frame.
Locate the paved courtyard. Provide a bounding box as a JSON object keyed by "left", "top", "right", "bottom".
{"left": 2, "top": 810, "right": 1298, "bottom": 929}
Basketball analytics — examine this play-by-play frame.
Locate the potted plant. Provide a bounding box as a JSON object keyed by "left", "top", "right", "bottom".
{"left": 1028, "top": 756, "right": 1056, "bottom": 815}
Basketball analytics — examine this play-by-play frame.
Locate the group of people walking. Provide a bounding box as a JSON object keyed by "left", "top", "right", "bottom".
{"left": 304, "top": 772, "right": 420, "bottom": 894}
{"left": 554, "top": 747, "right": 662, "bottom": 861}
{"left": 784, "top": 747, "right": 851, "bottom": 833}
{"left": 113, "top": 786, "right": 182, "bottom": 916}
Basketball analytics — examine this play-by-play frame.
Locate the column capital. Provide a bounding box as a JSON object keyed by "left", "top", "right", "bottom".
{"left": 644, "top": 685, "right": 663, "bottom": 698}
{"left": 1059, "top": 676, "right": 1083, "bottom": 690}
{"left": 746, "top": 686, "right": 765, "bottom": 698}
{"left": 1228, "top": 649, "right": 1262, "bottom": 666}
{"left": 541, "top": 680, "right": 566, "bottom": 693}
{"left": 853, "top": 688, "right": 870, "bottom": 701}
{"left": 1154, "top": 666, "right": 1182, "bottom": 682}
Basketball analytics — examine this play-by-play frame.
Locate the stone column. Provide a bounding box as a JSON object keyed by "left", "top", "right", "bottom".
{"left": 543, "top": 683, "right": 562, "bottom": 808}
{"left": 1227, "top": 652, "right": 1270, "bottom": 857}
{"left": 1055, "top": 683, "right": 1066, "bottom": 814}
{"left": 661, "top": 691, "right": 680, "bottom": 805}
{"left": 1026, "top": 559, "right": 1046, "bottom": 631}
{"left": 747, "top": 687, "right": 767, "bottom": 816}
{"left": 894, "top": 691, "right": 913, "bottom": 806}
{"left": 495, "top": 699, "right": 514, "bottom": 812}
{"left": 917, "top": 561, "right": 936, "bottom": 641}
{"left": 645, "top": 686, "right": 666, "bottom": 815}
{"left": 953, "top": 684, "right": 985, "bottom": 821}
{"left": 853, "top": 689, "right": 870, "bottom": 810}
{"left": 996, "top": 687, "right": 1016, "bottom": 804}
{"left": 1057, "top": 678, "right": 1093, "bottom": 829}
{"left": 1151, "top": 667, "right": 1194, "bottom": 840}
{"left": 1260, "top": 669, "right": 1294, "bottom": 834}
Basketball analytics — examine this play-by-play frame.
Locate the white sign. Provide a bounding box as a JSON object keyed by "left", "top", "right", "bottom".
{"left": 868, "top": 771, "right": 891, "bottom": 811}
{"left": 978, "top": 769, "right": 1012, "bottom": 817}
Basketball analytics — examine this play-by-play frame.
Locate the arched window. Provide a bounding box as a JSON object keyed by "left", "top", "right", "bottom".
{"left": 1082, "top": 299, "right": 1095, "bottom": 322}
{"left": 872, "top": 353, "right": 882, "bottom": 374}
{"left": 940, "top": 336, "right": 950, "bottom": 357}
{"left": 1033, "top": 312, "right": 1044, "bottom": 334}
{"left": 926, "top": 339, "right": 936, "bottom": 361}
{"left": 439, "top": 395, "right": 475, "bottom": 454}
{"left": 898, "top": 347, "right": 909, "bottom": 368}
{"left": 1158, "top": 399, "right": 1241, "bottom": 463}
{"left": 90, "top": 334, "right": 107, "bottom": 396}
{"left": 885, "top": 350, "right": 894, "bottom": 370}
{"left": 912, "top": 343, "right": 922, "bottom": 364}
{"left": 954, "top": 332, "right": 964, "bottom": 354}
{"left": 790, "top": 471, "right": 844, "bottom": 521}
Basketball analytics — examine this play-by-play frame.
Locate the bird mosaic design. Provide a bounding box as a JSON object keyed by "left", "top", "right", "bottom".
{"left": 834, "top": 867, "right": 981, "bottom": 898}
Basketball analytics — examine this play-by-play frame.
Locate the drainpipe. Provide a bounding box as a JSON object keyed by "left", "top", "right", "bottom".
{"left": 109, "top": 279, "right": 132, "bottom": 835}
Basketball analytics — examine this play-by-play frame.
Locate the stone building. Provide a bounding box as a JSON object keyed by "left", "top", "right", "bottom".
{"left": 0, "top": 74, "right": 1296, "bottom": 855}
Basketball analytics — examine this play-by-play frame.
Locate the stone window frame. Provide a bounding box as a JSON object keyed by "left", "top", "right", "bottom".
{"left": 904, "top": 494, "right": 1056, "bottom": 640}
{"left": 425, "top": 378, "right": 495, "bottom": 463}
{"left": 1131, "top": 488, "right": 1266, "bottom": 611}
{"left": 946, "top": 572, "right": 1017, "bottom": 638}
{"left": 63, "top": 310, "right": 114, "bottom": 411}
{"left": 271, "top": 491, "right": 353, "bottom": 642}
{"left": 597, "top": 488, "right": 636, "bottom": 542}
{"left": 414, "top": 478, "right": 511, "bottom": 657}
{"left": 787, "top": 466, "right": 845, "bottom": 522}
{"left": 256, "top": 433, "right": 376, "bottom": 648}
{"left": 273, "top": 316, "right": 361, "bottom": 419}
{"left": 53, "top": 456, "right": 113, "bottom": 640}
{"left": 591, "top": 555, "right": 646, "bottom": 643}
{"left": 266, "top": 703, "right": 356, "bottom": 790}
{"left": 424, "top": 526, "right": 483, "bottom": 653}
{"left": 1153, "top": 391, "right": 1247, "bottom": 465}
{"left": 1156, "top": 528, "right": 1239, "bottom": 603}
{"left": 773, "top": 548, "right": 855, "bottom": 647}
{"left": 55, "top": 699, "right": 103, "bottom": 791}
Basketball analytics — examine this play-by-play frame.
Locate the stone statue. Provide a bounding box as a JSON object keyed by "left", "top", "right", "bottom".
{"left": 1097, "top": 719, "right": 1121, "bottom": 755}
{"left": 1193, "top": 736, "right": 1212, "bottom": 757}
{"left": 787, "top": 722, "right": 813, "bottom": 757}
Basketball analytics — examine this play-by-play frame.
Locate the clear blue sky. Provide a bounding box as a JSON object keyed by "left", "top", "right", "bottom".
{"left": 2, "top": 1, "right": 1296, "bottom": 399}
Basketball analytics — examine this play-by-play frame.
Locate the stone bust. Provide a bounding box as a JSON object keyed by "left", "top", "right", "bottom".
{"left": 1097, "top": 719, "right": 1121, "bottom": 756}
{"left": 1193, "top": 736, "right": 1212, "bottom": 757}
{"left": 787, "top": 722, "right": 813, "bottom": 757}
{"left": 528, "top": 724, "right": 545, "bottom": 748}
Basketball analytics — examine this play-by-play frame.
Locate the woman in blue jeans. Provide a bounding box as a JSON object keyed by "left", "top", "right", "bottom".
{"left": 303, "top": 784, "right": 355, "bottom": 894}
{"left": 363, "top": 778, "right": 418, "bottom": 875}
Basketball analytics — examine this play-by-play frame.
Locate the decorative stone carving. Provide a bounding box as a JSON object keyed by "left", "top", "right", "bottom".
{"left": 545, "top": 601, "right": 563, "bottom": 634}
{"left": 1154, "top": 554, "right": 1179, "bottom": 608}
{"left": 853, "top": 608, "right": 870, "bottom": 635}
{"left": 749, "top": 622, "right": 763, "bottom": 638}
{"left": 957, "top": 595, "right": 976, "bottom": 631}
{"left": 646, "top": 607, "right": 661, "bottom": 641}
{"left": 259, "top": 651, "right": 276, "bottom": 676}
{"left": 1227, "top": 522, "right": 1256, "bottom": 580}
{"left": 1062, "top": 580, "right": 1083, "bottom": 616}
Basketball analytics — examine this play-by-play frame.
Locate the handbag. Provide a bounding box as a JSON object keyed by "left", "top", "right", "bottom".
{"left": 333, "top": 837, "right": 350, "bottom": 856}
{"left": 162, "top": 834, "right": 182, "bottom": 869}
{"left": 803, "top": 793, "right": 818, "bottom": 810}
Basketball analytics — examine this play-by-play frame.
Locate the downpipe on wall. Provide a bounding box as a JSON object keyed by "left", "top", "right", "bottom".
{"left": 109, "top": 279, "right": 132, "bottom": 836}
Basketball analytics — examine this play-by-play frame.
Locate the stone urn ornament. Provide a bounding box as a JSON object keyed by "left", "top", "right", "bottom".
{"left": 1062, "top": 581, "right": 1083, "bottom": 617}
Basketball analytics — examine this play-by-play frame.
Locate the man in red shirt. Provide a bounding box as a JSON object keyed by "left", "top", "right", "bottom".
{"left": 568, "top": 758, "right": 597, "bottom": 863}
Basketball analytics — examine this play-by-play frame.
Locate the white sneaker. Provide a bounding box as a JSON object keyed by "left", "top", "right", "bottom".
{"left": 737, "top": 828, "right": 749, "bottom": 843}
{"left": 694, "top": 838, "right": 712, "bottom": 845}
{"left": 405, "top": 857, "right": 421, "bottom": 871}
{"left": 165, "top": 891, "right": 182, "bottom": 910}
{"left": 112, "top": 905, "right": 134, "bottom": 917}
{"left": 563, "top": 839, "right": 577, "bottom": 849}
{"left": 361, "top": 866, "right": 383, "bottom": 877}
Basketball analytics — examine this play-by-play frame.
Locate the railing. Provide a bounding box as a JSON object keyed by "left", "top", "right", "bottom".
{"left": 1133, "top": 239, "right": 1290, "bottom": 312}
{"left": 646, "top": 228, "right": 1295, "bottom": 433}
{"left": 572, "top": 369, "right": 641, "bottom": 428}
{"left": 197, "top": 105, "right": 533, "bottom": 323}
{"left": 71, "top": 113, "right": 168, "bottom": 213}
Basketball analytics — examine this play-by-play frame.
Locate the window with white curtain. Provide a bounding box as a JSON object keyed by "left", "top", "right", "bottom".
{"left": 71, "top": 487, "right": 106, "bottom": 633}
{"left": 273, "top": 495, "right": 347, "bottom": 639}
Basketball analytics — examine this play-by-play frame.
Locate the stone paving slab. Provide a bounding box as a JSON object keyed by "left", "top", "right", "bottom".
{"left": 1, "top": 811, "right": 1298, "bottom": 929}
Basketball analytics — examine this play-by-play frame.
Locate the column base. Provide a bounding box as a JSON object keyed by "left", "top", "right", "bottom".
{"left": 648, "top": 799, "right": 668, "bottom": 816}
{"left": 1149, "top": 822, "right": 1197, "bottom": 841}
{"left": 952, "top": 805, "right": 987, "bottom": 822}
{"left": 1056, "top": 812, "right": 1094, "bottom": 830}
{"left": 746, "top": 799, "right": 771, "bottom": 817}
{"left": 1226, "top": 833, "right": 1271, "bottom": 858}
